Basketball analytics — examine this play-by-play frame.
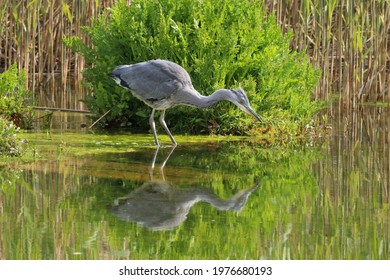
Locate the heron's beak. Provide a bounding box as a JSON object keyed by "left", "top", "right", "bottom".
{"left": 233, "top": 99, "right": 262, "bottom": 122}
{"left": 243, "top": 105, "right": 262, "bottom": 122}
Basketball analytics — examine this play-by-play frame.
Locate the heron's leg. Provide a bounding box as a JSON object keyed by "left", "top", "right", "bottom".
{"left": 149, "top": 108, "right": 160, "bottom": 147}
{"left": 159, "top": 110, "right": 177, "bottom": 146}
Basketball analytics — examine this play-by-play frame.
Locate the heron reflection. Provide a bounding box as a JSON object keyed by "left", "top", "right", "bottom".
{"left": 111, "top": 180, "right": 259, "bottom": 231}
{"left": 111, "top": 146, "right": 259, "bottom": 231}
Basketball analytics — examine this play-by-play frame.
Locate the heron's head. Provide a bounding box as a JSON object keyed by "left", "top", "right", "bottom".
{"left": 228, "top": 88, "right": 262, "bottom": 122}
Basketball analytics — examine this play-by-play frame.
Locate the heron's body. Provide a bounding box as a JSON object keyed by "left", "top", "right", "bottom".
{"left": 110, "top": 59, "right": 261, "bottom": 146}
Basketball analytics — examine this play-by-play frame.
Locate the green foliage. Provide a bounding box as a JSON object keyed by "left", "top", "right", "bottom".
{"left": 0, "top": 64, "right": 34, "bottom": 128}
{"left": 64, "top": 0, "right": 320, "bottom": 135}
{"left": 0, "top": 65, "right": 32, "bottom": 157}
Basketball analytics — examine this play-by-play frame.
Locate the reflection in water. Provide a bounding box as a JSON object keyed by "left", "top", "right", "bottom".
{"left": 149, "top": 145, "right": 176, "bottom": 171}
{"left": 111, "top": 146, "right": 259, "bottom": 231}
{"left": 4, "top": 105, "right": 389, "bottom": 259}
{"left": 111, "top": 180, "right": 259, "bottom": 231}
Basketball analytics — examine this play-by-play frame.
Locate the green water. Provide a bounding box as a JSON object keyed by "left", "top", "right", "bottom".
{"left": 0, "top": 107, "right": 389, "bottom": 260}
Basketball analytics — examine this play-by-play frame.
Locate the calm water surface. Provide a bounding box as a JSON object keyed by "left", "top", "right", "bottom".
{"left": 0, "top": 106, "right": 389, "bottom": 260}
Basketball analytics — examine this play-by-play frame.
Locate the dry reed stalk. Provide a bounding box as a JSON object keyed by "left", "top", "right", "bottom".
{"left": 266, "top": 0, "right": 390, "bottom": 105}
{"left": 0, "top": 0, "right": 123, "bottom": 110}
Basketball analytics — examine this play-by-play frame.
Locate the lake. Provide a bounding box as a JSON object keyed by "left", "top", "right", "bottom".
{"left": 0, "top": 103, "right": 389, "bottom": 259}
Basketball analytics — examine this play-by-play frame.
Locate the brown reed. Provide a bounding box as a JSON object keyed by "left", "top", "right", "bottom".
{"left": 265, "top": 0, "right": 390, "bottom": 105}
{"left": 0, "top": 0, "right": 125, "bottom": 110}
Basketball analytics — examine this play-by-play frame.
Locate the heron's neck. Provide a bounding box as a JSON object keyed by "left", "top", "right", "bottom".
{"left": 182, "top": 89, "right": 234, "bottom": 108}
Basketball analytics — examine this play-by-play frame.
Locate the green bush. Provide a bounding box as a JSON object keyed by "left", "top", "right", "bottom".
{"left": 0, "top": 65, "right": 32, "bottom": 157}
{"left": 0, "top": 64, "right": 34, "bottom": 128}
{"left": 64, "top": 0, "right": 320, "bottom": 135}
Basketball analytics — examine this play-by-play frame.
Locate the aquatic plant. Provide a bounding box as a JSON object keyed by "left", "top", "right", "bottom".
{"left": 64, "top": 0, "right": 320, "bottom": 135}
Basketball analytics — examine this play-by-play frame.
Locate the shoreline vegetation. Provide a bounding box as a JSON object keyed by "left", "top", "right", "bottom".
{"left": 0, "top": 0, "right": 388, "bottom": 104}
{"left": 0, "top": 0, "right": 389, "bottom": 153}
{"left": 63, "top": 0, "right": 321, "bottom": 134}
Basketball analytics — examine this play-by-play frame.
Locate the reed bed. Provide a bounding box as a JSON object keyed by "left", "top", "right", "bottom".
{"left": 0, "top": 0, "right": 389, "bottom": 106}
{"left": 266, "top": 0, "right": 390, "bottom": 105}
{"left": 0, "top": 0, "right": 127, "bottom": 109}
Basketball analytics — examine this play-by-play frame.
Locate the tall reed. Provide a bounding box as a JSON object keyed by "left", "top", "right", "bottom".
{"left": 0, "top": 0, "right": 126, "bottom": 109}
{"left": 266, "top": 0, "right": 390, "bottom": 105}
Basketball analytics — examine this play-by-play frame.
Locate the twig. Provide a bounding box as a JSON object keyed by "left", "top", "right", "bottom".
{"left": 34, "top": 106, "right": 91, "bottom": 113}
{"left": 89, "top": 109, "right": 112, "bottom": 129}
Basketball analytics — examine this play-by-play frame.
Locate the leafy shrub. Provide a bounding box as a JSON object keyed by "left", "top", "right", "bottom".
{"left": 64, "top": 0, "right": 320, "bottom": 135}
{"left": 0, "top": 64, "right": 32, "bottom": 157}
{"left": 0, "top": 64, "right": 34, "bottom": 128}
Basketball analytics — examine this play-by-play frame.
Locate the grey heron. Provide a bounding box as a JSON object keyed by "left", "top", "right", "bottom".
{"left": 110, "top": 59, "right": 262, "bottom": 146}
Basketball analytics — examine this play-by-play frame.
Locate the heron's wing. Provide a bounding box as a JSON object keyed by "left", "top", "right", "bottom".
{"left": 111, "top": 60, "right": 193, "bottom": 101}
